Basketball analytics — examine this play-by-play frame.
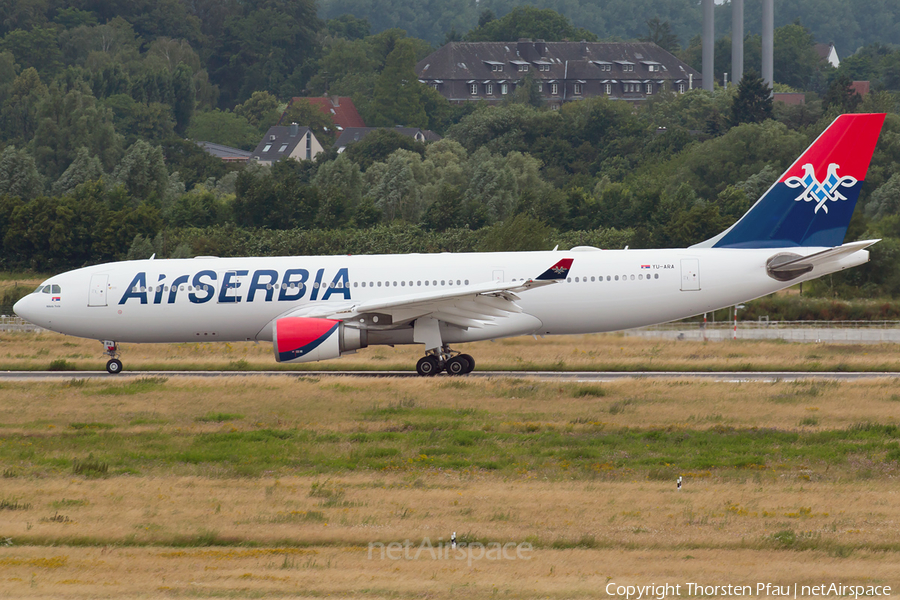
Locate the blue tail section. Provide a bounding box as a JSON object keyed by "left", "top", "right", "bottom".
{"left": 695, "top": 114, "right": 886, "bottom": 249}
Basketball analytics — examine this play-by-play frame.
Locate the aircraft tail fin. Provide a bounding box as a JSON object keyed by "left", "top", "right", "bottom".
{"left": 693, "top": 113, "right": 886, "bottom": 249}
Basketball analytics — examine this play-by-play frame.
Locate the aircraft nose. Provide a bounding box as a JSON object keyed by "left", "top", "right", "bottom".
{"left": 13, "top": 295, "right": 37, "bottom": 324}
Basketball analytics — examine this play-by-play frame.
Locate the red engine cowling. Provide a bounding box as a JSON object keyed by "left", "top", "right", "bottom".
{"left": 273, "top": 317, "right": 367, "bottom": 364}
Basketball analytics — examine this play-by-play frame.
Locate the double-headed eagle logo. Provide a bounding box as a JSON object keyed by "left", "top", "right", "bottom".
{"left": 785, "top": 163, "right": 857, "bottom": 214}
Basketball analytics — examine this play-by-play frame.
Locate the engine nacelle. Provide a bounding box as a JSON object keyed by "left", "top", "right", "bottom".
{"left": 273, "top": 317, "right": 367, "bottom": 364}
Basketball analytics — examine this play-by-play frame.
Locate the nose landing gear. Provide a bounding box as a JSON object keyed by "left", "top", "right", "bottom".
{"left": 415, "top": 346, "right": 475, "bottom": 376}
{"left": 102, "top": 340, "right": 123, "bottom": 374}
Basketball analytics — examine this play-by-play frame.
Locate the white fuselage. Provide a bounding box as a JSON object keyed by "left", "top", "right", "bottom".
{"left": 15, "top": 246, "right": 867, "bottom": 347}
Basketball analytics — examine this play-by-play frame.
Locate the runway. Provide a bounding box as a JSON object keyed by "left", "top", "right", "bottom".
{"left": 1, "top": 370, "right": 898, "bottom": 382}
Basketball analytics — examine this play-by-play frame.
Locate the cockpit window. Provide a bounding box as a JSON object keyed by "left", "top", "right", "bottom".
{"left": 51, "top": 284, "right": 61, "bottom": 294}
{"left": 41, "top": 285, "right": 51, "bottom": 294}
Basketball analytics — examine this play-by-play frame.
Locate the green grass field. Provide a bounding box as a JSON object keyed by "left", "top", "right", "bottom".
{"left": 1, "top": 345, "right": 899, "bottom": 596}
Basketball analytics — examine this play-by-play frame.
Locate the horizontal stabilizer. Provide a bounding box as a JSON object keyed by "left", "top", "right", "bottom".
{"left": 767, "top": 239, "right": 878, "bottom": 281}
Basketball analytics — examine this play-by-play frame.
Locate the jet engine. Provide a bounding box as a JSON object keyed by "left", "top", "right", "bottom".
{"left": 273, "top": 317, "right": 367, "bottom": 363}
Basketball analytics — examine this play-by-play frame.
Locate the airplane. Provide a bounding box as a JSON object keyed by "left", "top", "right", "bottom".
{"left": 14, "top": 113, "right": 886, "bottom": 376}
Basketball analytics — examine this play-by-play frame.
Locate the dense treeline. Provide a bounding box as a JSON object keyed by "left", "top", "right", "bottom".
{"left": 3, "top": 1, "right": 900, "bottom": 303}
{"left": 318, "top": 0, "right": 900, "bottom": 54}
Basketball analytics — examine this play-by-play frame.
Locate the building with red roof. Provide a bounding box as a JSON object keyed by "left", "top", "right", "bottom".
{"left": 850, "top": 81, "right": 870, "bottom": 98}
{"left": 282, "top": 96, "right": 366, "bottom": 131}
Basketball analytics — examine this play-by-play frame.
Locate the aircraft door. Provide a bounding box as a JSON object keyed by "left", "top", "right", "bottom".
{"left": 89, "top": 274, "right": 108, "bottom": 306}
{"left": 680, "top": 259, "right": 700, "bottom": 291}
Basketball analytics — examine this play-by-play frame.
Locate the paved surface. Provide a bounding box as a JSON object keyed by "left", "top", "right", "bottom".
{"left": 2, "top": 370, "right": 898, "bottom": 382}
{"left": 628, "top": 325, "right": 900, "bottom": 343}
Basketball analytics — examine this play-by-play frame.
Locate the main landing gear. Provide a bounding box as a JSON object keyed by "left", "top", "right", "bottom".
{"left": 102, "top": 340, "right": 123, "bottom": 374}
{"left": 415, "top": 346, "right": 475, "bottom": 377}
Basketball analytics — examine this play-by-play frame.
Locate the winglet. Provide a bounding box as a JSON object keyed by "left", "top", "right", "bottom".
{"left": 535, "top": 258, "right": 573, "bottom": 280}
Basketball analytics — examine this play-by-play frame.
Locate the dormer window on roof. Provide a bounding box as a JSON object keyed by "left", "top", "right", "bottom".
{"left": 642, "top": 61, "right": 662, "bottom": 72}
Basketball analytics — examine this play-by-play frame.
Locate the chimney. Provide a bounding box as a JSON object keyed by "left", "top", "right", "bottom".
{"left": 290, "top": 122, "right": 299, "bottom": 137}
{"left": 517, "top": 38, "right": 533, "bottom": 61}
{"left": 702, "top": 0, "right": 714, "bottom": 91}
{"left": 534, "top": 39, "right": 546, "bottom": 56}
{"left": 331, "top": 96, "right": 339, "bottom": 107}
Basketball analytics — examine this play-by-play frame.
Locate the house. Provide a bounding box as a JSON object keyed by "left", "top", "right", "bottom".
{"left": 334, "top": 127, "right": 442, "bottom": 153}
{"left": 814, "top": 43, "right": 840, "bottom": 69}
{"left": 281, "top": 96, "right": 366, "bottom": 131}
{"left": 416, "top": 39, "right": 701, "bottom": 109}
{"left": 851, "top": 81, "right": 870, "bottom": 98}
{"left": 250, "top": 123, "right": 324, "bottom": 165}
{"left": 196, "top": 141, "right": 252, "bottom": 163}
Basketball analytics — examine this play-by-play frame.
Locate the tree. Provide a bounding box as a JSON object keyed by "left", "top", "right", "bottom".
{"left": 232, "top": 160, "right": 319, "bottom": 229}
{"left": 235, "top": 91, "right": 281, "bottom": 129}
{"left": 326, "top": 15, "right": 370, "bottom": 40}
{"left": 33, "top": 84, "right": 122, "bottom": 179}
{"left": 822, "top": 74, "right": 861, "bottom": 112}
{"left": 170, "top": 63, "right": 195, "bottom": 135}
{"left": 465, "top": 7, "right": 598, "bottom": 43}
{"left": 464, "top": 147, "right": 517, "bottom": 223}
{"left": 1, "top": 27, "right": 62, "bottom": 78}
{"left": 512, "top": 72, "right": 543, "bottom": 107}
{"left": 365, "top": 149, "right": 426, "bottom": 223}
{"left": 52, "top": 147, "right": 105, "bottom": 196}
{"left": 186, "top": 110, "right": 260, "bottom": 150}
{"left": 0, "top": 146, "right": 44, "bottom": 200}
{"left": 0, "top": 68, "right": 47, "bottom": 145}
{"left": 313, "top": 152, "right": 363, "bottom": 227}
{"left": 641, "top": 17, "right": 680, "bottom": 54}
{"left": 477, "top": 214, "right": 551, "bottom": 252}
{"left": 773, "top": 22, "right": 821, "bottom": 91}
{"left": 344, "top": 128, "right": 426, "bottom": 171}
{"left": 730, "top": 70, "right": 773, "bottom": 127}
{"left": 104, "top": 94, "right": 175, "bottom": 145}
{"left": 369, "top": 38, "right": 428, "bottom": 128}
{"left": 112, "top": 140, "right": 169, "bottom": 202}
{"left": 207, "top": 0, "right": 321, "bottom": 105}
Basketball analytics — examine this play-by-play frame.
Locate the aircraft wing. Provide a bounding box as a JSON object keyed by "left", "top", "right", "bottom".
{"left": 288, "top": 258, "right": 573, "bottom": 329}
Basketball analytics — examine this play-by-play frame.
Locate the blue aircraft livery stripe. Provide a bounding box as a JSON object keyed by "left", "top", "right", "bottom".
{"left": 714, "top": 181, "right": 862, "bottom": 248}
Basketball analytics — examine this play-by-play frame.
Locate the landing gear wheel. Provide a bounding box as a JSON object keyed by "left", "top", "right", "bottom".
{"left": 416, "top": 355, "right": 441, "bottom": 376}
{"left": 106, "top": 358, "right": 123, "bottom": 375}
{"left": 458, "top": 354, "right": 475, "bottom": 374}
{"left": 446, "top": 356, "right": 469, "bottom": 375}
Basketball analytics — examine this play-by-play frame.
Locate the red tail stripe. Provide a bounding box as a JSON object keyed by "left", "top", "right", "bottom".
{"left": 779, "top": 113, "right": 885, "bottom": 183}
